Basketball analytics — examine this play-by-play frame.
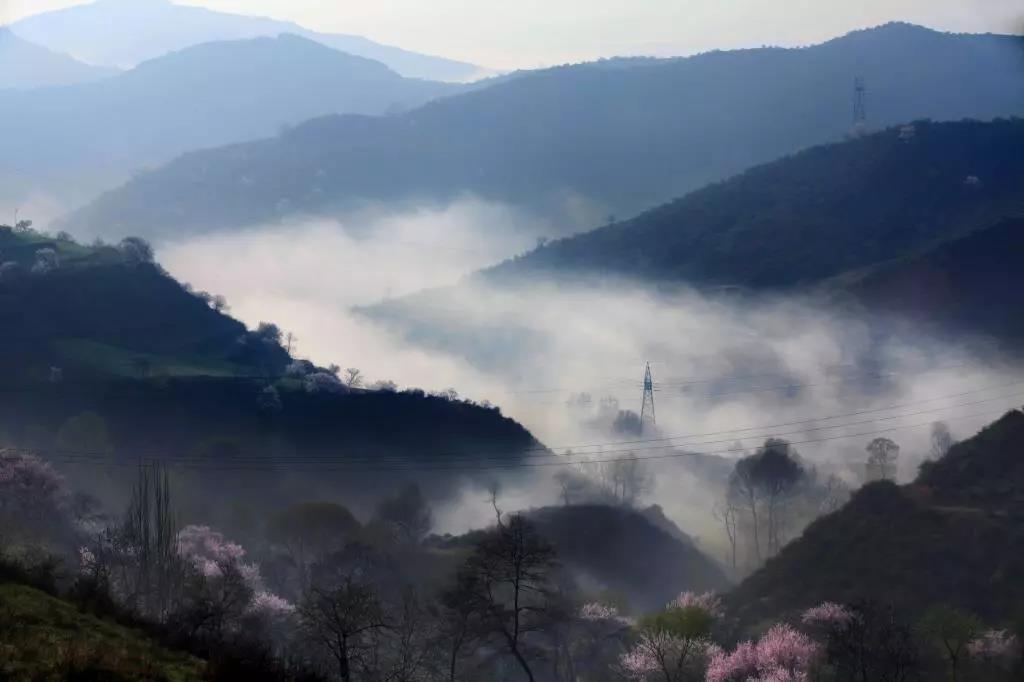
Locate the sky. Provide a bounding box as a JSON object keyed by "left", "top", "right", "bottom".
{"left": 3, "top": 0, "right": 1022, "bottom": 69}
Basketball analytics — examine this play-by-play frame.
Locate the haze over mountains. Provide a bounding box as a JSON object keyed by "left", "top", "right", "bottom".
{"left": 61, "top": 23, "right": 1024, "bottom": 241}
{"left": 8, "top": 0, "right": 484, "bottom": 82}
{"left": 0, "top": 34, "right": 460, "bottom": 209}
{"left": 0, "top": 28, "right": 118, "bottom": 90}
{"left": 5, "top": 5, "right": 1024, "bottom": 678}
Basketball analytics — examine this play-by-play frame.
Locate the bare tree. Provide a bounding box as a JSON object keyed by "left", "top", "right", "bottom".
{"left": 865, "top": 437, "right": 900, "bottom": 482}
{"left": 343, "top": 368, "right": 364, "bottom": 388}
{"left": 87, "top": 462, "right": 186, "bottom": 620}
{"left": 438, "top": 571, "right": 485, "bottom": 682}
{"left": 451, "top": 514, "right": 561, "bottom": 682}
{"left": 928, "top": 422, "right": 956, "bottom": 461}
{"left": 727, "top": 439, "right": 805, "bottom": 561}
{"left": 712, "top": 497, "right": 740, "bottom": 571}
{"left": 299, "top": 575, "right": 388, "bottom": 682}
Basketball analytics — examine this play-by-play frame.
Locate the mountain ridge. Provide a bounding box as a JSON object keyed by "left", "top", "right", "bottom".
{"left": 0, "top": 28, "right": 118, "bottom": 90}
{"left": 9, "top": 0, "right": 484, "bottom": 82}
{"left": 59, "top": 23, "right": 1024, "bottom": 240}
{"left": 0, "top": 33, "right": 460, "bottom": 212}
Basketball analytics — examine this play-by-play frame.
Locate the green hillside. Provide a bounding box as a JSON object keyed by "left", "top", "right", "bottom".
{"left": 0, "top": 582, "right": 204, "bottom": 681}
{"left": 0, "top": 228, "right": 288, "bottom": 383}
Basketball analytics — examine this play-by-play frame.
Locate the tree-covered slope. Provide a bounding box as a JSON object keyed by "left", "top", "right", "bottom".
{"left": 838, "top": 216, "right": 1024, "bottom": 341}
{"left": 725, "top": 411, "right": 1024, "bottom": 630}
{"left": 61, "top": 24, "right": 1024, "bottom": 239}
{"left": 0, "top": 228, "right": 288, "bottom": 381}
{"left": 0, "top": 228, "right": 542, "bottom": 483}
{"left": 529, "top": 505, "right": 730, "bottom": 612}
{"left": 490, "top": 118, "right": 1024, "bottom": 288}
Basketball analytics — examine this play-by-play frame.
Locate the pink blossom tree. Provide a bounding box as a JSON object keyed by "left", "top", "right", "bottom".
{"left": 0, "top": 449, "right": 72, "bottom": 543}
{"left": 177, "top": 524, "right": 293, "bottom": 617}
{"left": 968, "top": 629, "right": 1019, "bottom": 670}
{"left": 619, "top": 591, "right": 722, "bottom": 681}
{"left": 706, "top": 624, "right": 820, "bottom": 682}
{"left": 801, "top": 602, "right": 854, "bottom": 629}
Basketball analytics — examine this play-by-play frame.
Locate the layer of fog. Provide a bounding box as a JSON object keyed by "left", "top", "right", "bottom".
{"left": 158, "top": 198, "right": 1024, "bottom": 549}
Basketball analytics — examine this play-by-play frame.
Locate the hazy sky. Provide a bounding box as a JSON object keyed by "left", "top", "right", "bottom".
{"left": 4, "top": 0, "right": 1022, "bottom": 69}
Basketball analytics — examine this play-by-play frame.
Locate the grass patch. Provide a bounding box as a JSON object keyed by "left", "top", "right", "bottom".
{"left": 54, "top": 338, "right": 253, "bottom": 379}
{"left": 0, "top": 582, "right": 205, "bottom": 681}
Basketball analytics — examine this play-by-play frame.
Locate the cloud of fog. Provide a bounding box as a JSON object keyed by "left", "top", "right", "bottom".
{"left": 158, "top": 198, "right": 1024, "bottom": 542}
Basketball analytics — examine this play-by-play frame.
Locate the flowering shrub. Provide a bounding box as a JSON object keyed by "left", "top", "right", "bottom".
{"left": 706, "top": 624, "right": 820, "bottom": 682}
{"left": 968, "top": 629, "right": 1019, "bottom": 665}
{"left": 250, "top": 590, "right": 296, "bottom": 617}
{"left": 801, "top": 602, "right": 854, "bottom": 628}
{"left": 670, "top": 591, "right": 723, "bottom": 617}
{"left": 0, "top": 449, "right": 72, "bottom": 541}
{"left": 580, "top": 602, "right": 630, "bottom": 624}
{"left": 176, "top": 525, "right": 294, "bottom": 621}
{"left": 177, "top": 524, "right": 261, "bottom": 585}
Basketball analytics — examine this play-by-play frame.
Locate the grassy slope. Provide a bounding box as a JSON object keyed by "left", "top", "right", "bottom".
{"left": 0, "top": 583, "right": 204, "bottom": 681}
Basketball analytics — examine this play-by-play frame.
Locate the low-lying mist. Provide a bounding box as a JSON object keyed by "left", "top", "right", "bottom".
{"left": 157, "top": 198, "right": 1024, "bottom": 547}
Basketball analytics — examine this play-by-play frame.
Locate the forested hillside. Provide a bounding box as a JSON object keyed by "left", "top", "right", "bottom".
{"left": 490, "top": 118, "right": 1024, "bottom": 288}
{"left": 841, "top": 215, "right": 1024, "bottom": 341}
{"left": 726, "top": 410, "right": 1024, "bottom": 630}
{"left": 61, "top": 23, "right": 1024, "bottom": 239}
{"left": 0, "top": 227, "right": 542, "bottom": 509}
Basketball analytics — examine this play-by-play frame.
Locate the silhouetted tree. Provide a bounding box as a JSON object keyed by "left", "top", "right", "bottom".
{"left": 299, "top": 576, "right": 387, "bottom": 682}
{"left": 375, "top": 483, "right": 433, "bottom": 544}
{"left": 118, "top": 236, "right": 154, "bottom": 264}
{"left": 866, "top": 437, "right": 900, "bottom": 482}
{"left": 451, "top": 514, "right": 561, "bottom": 681}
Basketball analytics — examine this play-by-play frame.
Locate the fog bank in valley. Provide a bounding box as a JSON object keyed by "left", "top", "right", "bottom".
{"left": 158, "top": 198, "right": 1024, "bottom": 542}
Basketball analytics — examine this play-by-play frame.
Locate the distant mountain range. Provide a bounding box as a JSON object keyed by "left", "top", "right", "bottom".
{"left": 9, "top": 0, "right": 483, "bottom": 82}
{"left": 1, "top": 34, "right": 460, "bottom": 210}
{"left": 0, "top": 28, "right": 118, "bottom": 90}
{"left": 60, "top": 23, "right": 1024, "bottom": 240}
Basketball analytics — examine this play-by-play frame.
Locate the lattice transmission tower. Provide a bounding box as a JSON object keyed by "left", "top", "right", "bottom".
{"left": 640, "top": 362, "right": 656, "bottom": 433}
{"left": 851, "top": 76, "right": 867, "bottom": 134}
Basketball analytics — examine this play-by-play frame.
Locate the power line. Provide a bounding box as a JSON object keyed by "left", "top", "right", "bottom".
{"left": 14, "top": 380, "right": 1024, "bottom": 465}
{"left": 16, "top": 390, "right": 1022, "bottom": 470}
{"left": 26, "top": 407, "right": 1009, "bottom": 473}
